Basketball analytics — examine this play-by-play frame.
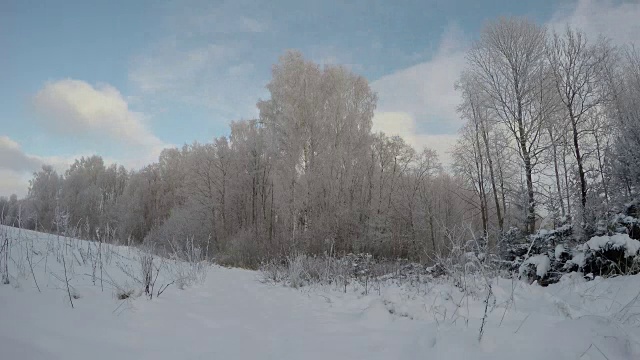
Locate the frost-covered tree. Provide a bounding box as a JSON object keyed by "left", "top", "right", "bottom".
{"left": 609, "top": 47, "right": 640, "bottom": 196}
{"left": 547, "top": 26, "right": 614, "bottom": 237}
{"left": 28, "top": 165, "right": 61, "bottom": 232}
{"left": 466, "top": 18, "right": 552, "bottom": 234}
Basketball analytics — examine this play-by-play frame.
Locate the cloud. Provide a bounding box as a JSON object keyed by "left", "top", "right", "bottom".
{"left": 130, "top": 38, "right": 262, "bottom": 119}
{"left": 370, "top": 23, "right": 468, "bottom": 164}
{"left": 0, "top": 169, "right": 31, "bottom": 198}
{"left": 239, "top": 16, "right": 268, "bottom": 33}
{"left": 176, "top": 1, "right": 269, "bottom": 36}
{"left": 131, "top": 41, "right": 236, "bottom": 95}
{"left": 0, "top": 136, "right": 80, "bottom": 197}
{"left": 0, "top": 133, "right": 164, "bottom": 196}
{"left": 372, "top": 112, "right": 458, "bottom": 166}
{"left": 548, "top": 0, "right": 640, "bottom": 46}
{"left": 369, "top": 1, "right": 639, "bottom": 165}
{"left": 30, "top": 80, "right": 170, "bottom": 177}
{"left": 33, "top": 79, "right": 164, "bottom": 149}
{"left": 130, "top": 1, "right": 271, "bottom": 121}
{"left": 0, "top": 136, "right": 42, "bottom": 173}
{"left": 0, "top": 135, "right": 97, "bottom": 176}
{"left": 372, "top": 23, "right": 467, "bottom": 134}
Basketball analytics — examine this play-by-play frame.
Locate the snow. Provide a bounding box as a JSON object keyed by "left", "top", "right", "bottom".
{"left": 1, "top": 226, "right": 640, "bottom": 359}
{"left": 569, "top": 251, "right": 587, "bottom": 268}
{"left": 555, "top": 244, "right": 566, "bottom": 260}
{"left": 520, "top": 254, "right": 551, "bottom": 278}
{"left": 586, "top": 234, "right": 640, "bottom": 257}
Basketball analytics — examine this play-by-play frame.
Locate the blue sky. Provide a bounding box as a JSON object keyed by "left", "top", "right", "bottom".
{"left": 1, "top": 0, "right": 639, "bottom": 196}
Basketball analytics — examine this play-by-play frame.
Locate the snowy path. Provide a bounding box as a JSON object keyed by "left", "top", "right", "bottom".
{"left": 4, "top": 264, "right": 639, "bottom": 359}
{"left": 1, "top": 266, "right": 426, "bottom": 360}
{"left": 124, "top": 268, "right": 424, "bottom": 359}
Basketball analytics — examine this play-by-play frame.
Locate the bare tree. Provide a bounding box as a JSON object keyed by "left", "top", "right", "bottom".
{"left": 547, "top": 26, "right": 613, "bottom": 236}
{"left": 457, "top": 71, "right": 504, "bottom": 239}
{"left": 467, "top": 17, "right": 551, "bottom": 234}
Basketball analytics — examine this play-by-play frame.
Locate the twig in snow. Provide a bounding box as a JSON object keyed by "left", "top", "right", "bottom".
{"left": 26, "top": 241, "right": 40, "bottom": 292}
{"left": 514, "top": 313, "right": 530, "bottom": 334}
{"left": 62, "top": 255, "right": 74, "bottom": 309}
{"left": 579, "top": 344, "right": 593, "bottom": 358}
{"left": 157, "top": 281, "right": 174, "bottom": 298}
{"left": 580, "top": 343, "right": 611, "bottom": 360}
{"left": 478, "top": 283, "right": 492, "bottom": 341}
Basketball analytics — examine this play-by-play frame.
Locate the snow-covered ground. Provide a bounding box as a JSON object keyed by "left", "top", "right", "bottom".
{"left": 1, "top": 226, "right": 639, "bottom": 359}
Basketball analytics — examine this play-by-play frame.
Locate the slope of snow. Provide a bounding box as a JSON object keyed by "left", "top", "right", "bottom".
{"left": 1, "top": 226, "right": 639, "bottom": 359}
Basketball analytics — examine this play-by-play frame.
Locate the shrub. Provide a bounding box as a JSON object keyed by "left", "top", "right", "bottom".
{"left": 217, "top": 229, "right": 262, "bottom": 269}
{"left": 518, "top": 254, "right": 551, "bottom": 283}
{"left": 574, "top": 234, "right": 640, "bottom": 277}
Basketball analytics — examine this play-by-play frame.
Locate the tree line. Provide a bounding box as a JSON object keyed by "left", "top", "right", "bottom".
{"left": 3, "top": 18, "right": 640, "bottom": 268}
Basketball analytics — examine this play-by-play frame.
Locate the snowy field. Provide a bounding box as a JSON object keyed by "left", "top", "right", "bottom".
{"left": 1, "top": 226, "right": 639, "bottom": 360}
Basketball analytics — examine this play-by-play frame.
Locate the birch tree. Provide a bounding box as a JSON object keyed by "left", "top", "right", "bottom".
{"left": 547, "top": 26, "right": 613, "bottom": 236}
{"left": 466, "top": 18, "right": 550, "bottom": 234}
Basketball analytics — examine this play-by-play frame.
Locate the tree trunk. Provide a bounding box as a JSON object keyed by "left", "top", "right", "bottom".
{"left": 593, "top": 130, "right": 609, "bottom": 205}
{"left": 494, "top": 144, "right": 508, "bottom": 228}
{"left": 570, "top": 110, "right": 587, "bottom": 225}
{"left": 518, "top": 121, "right": 536, "bottom": 235}
{"left": 480, "top": 118, "right": 503, "bottom": 234}
{"left": 549, "top": 129, "right": 565, "bottom": 218}
{"left": 473, "top": 125, "right": 488, "bottom": 236}
{"left": 562, "top": 137, "right": 572, "bottom": 219}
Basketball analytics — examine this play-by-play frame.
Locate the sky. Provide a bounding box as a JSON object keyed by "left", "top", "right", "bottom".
{"left": 1, "top": 0, "right": 639, "bottom": 197}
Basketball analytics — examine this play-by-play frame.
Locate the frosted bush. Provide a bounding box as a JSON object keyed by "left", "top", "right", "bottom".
{"left": 519, "top": 254, "right": 551, "bottom": 282}
{"left": 287, "top": 254, "right": 307, "bottom": 288}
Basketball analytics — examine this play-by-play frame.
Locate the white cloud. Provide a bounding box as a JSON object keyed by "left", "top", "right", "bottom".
{"left": 31, "top": 79, "right": 169, "bottom": 171}
{"left": 372, "top": 112, "right": 458, "bottom": 166}
{"left": 33, "top": 79, "right": 165, "bottom": 150}
{"left": 372, "top": 23, "right": 467, "bottom": 131}
{"left": 370, "top": 23, "right": 468, "bottom": 164}
{"left": 548, "top": 0, "right": 640, "bottom": 46}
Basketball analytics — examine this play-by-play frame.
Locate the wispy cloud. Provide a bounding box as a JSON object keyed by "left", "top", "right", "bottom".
{"left": 131, "top": 41, "right": 238, "bottom": 95}
{"left": 239, "top": 16, "right": 269, "bottom": 33}
{"left": 548, "top": 0, "right": 640, "bottom": 46}
{"left": 129, "top": 1, "right": 270, "bottom": 121}
{"left": 173, "top": 1, "right": 270, "bottom": 36}
{"left": 129, "top": 38, "right": 259, "bottom": 119}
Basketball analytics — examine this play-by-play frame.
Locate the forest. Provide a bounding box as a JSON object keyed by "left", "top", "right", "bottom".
{"left": 3, "top": 18, "right": 640, "bottom": 281}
